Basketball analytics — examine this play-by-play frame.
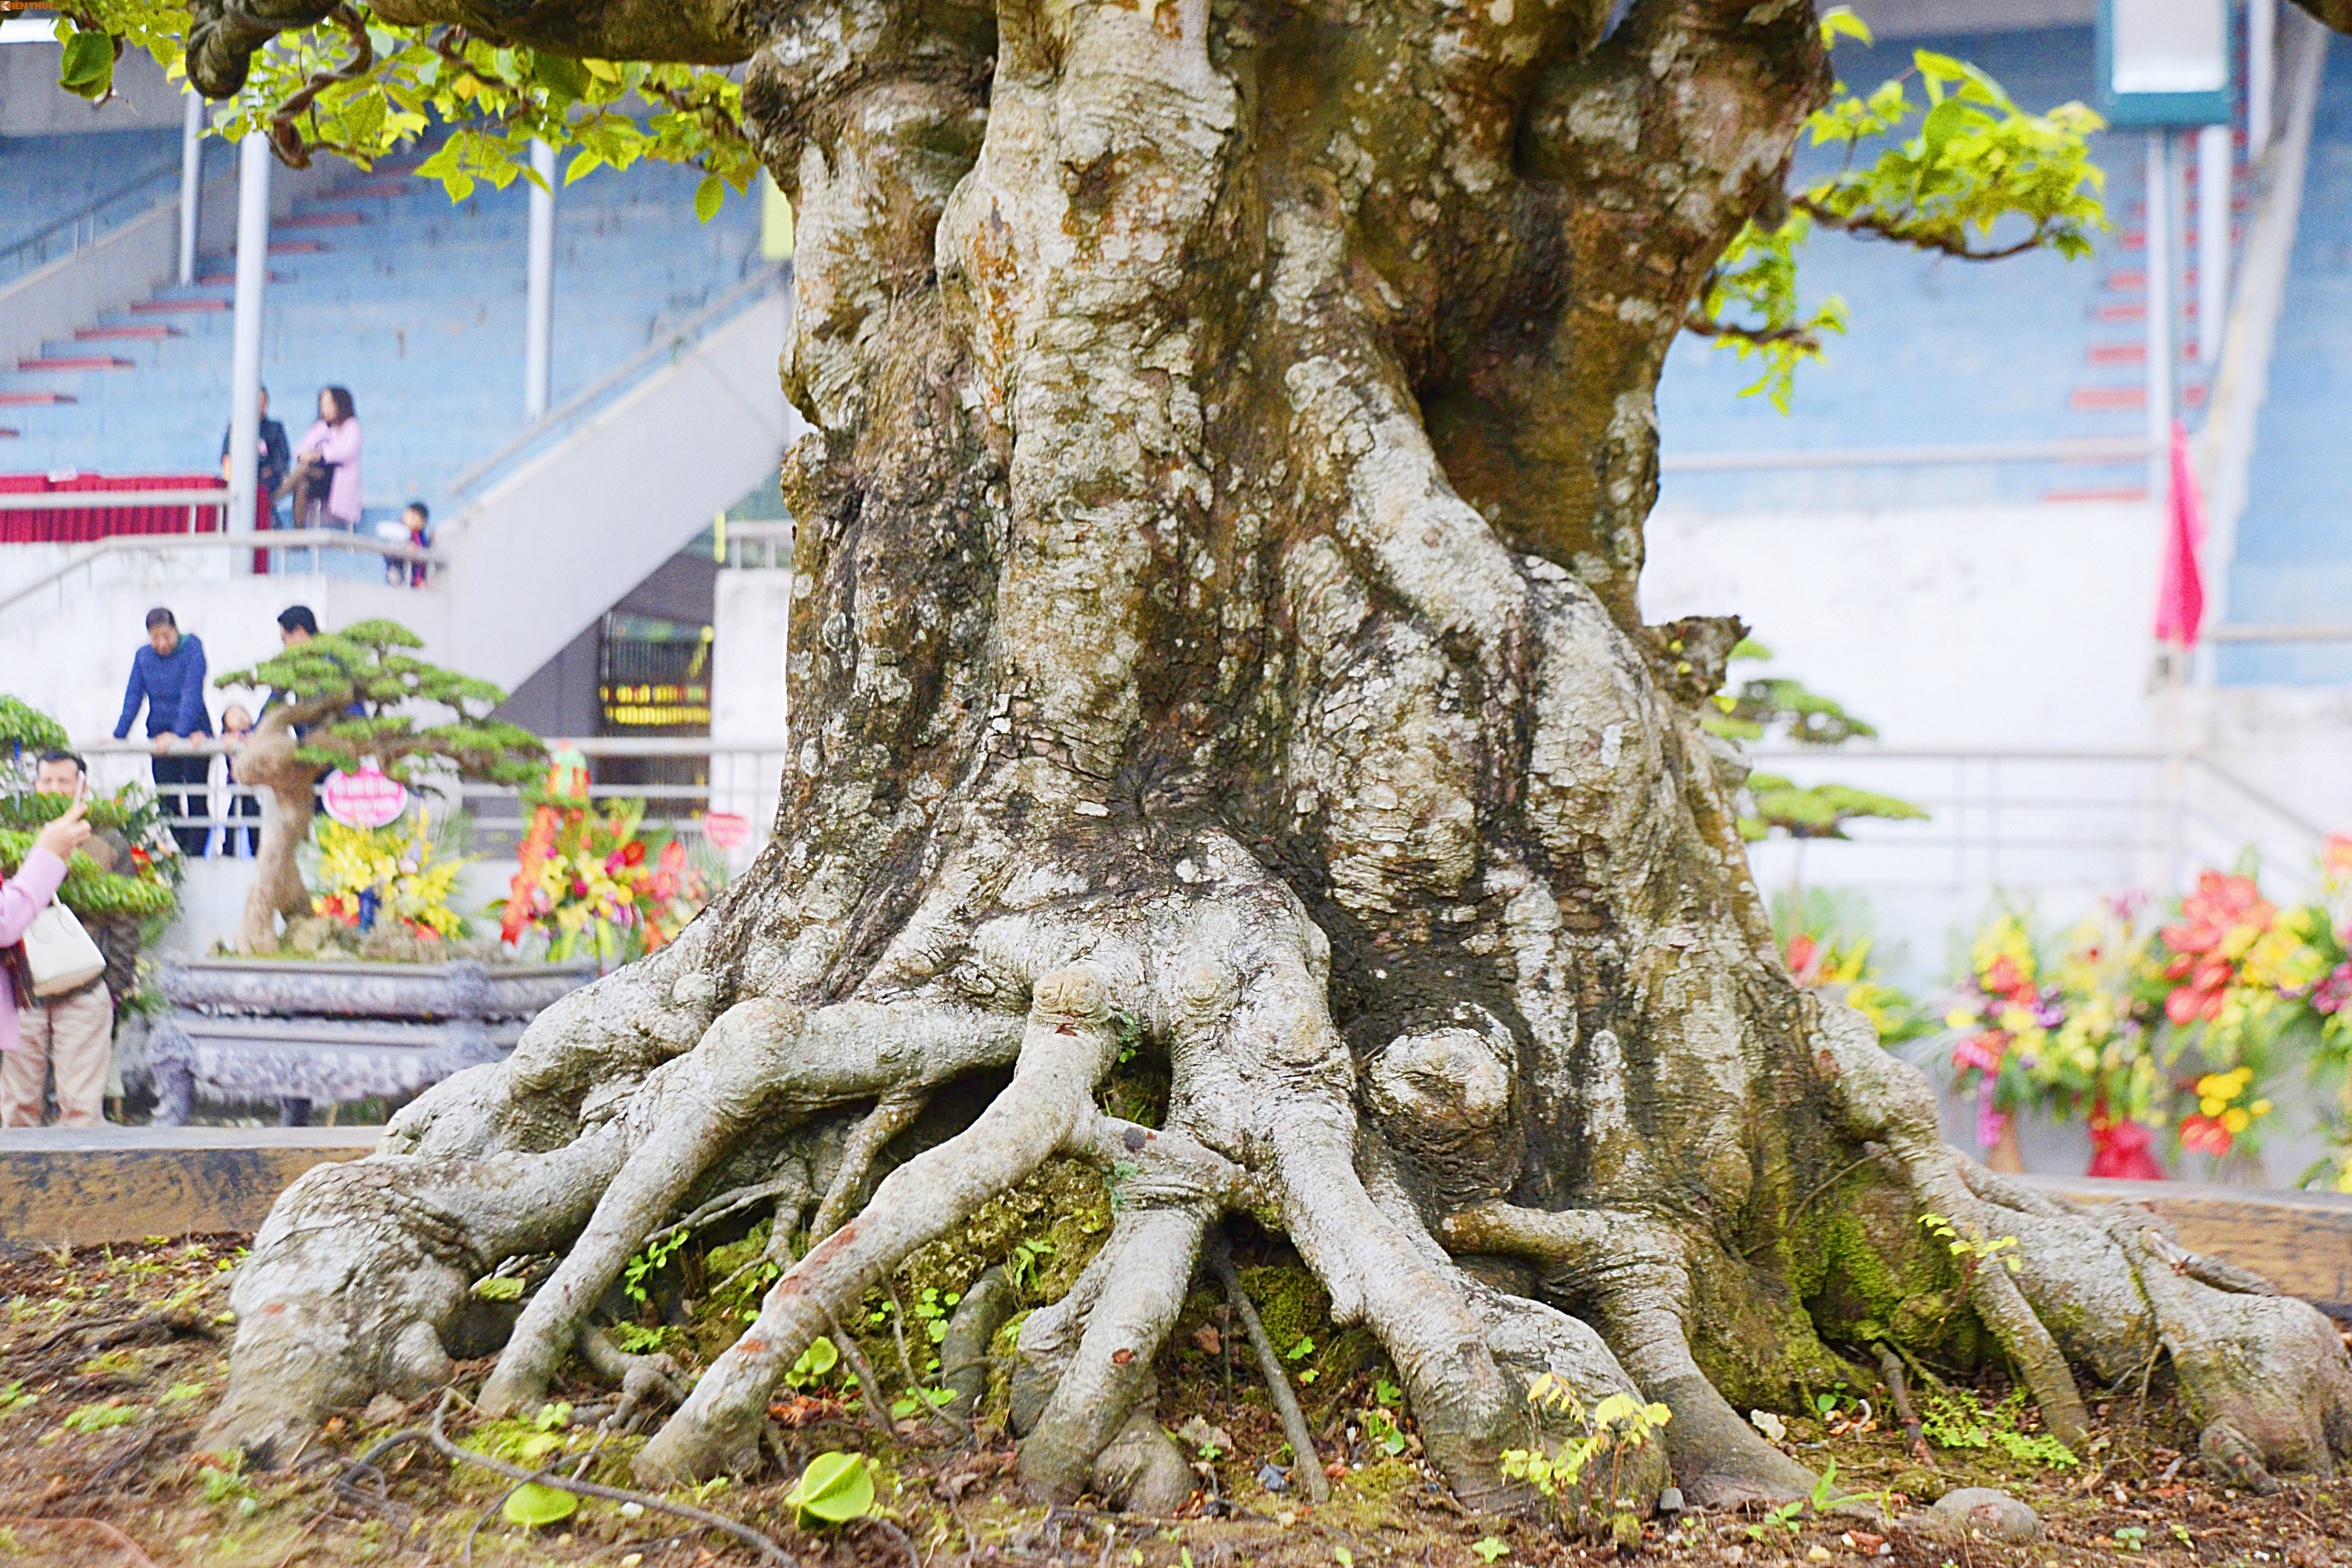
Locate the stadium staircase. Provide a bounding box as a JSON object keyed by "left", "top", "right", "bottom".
{"left": 0, "top": 139, "right": 795, "bottom": 723}
{"left": 2221, "top": 30, "right": 2352, "bottom": 685}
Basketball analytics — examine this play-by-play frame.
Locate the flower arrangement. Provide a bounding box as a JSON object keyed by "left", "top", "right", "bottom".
{"left": 307, "top": 811, "right": 471, "bottom": 941}
{"left": 495, "top": 751, "right": 714, "bottom": 968}
{"left": 1946, "top": 834, "right": 2352, "bottom": 1183}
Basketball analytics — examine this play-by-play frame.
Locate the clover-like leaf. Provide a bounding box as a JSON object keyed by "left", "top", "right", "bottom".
{"left": 784, "top": 1451, "right": 875, "bottom": 1529}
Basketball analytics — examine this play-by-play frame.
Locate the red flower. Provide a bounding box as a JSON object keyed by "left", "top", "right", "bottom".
{"left": 2178, "top": 1114, "right": 2234, "bottom": 1158}
{"left": 2087, "top": 1114, "right": 2166, "bottom": 1181}
{"left": 2161, "top": 871, "right": 2274, "bottom": 957}
{"left": 622, "top": 840, "right": 647, "bottom": 867}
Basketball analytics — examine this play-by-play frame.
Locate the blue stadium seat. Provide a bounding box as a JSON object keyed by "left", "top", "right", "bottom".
{"left": 1, "top": 136, "right": 763, "bottom": 559}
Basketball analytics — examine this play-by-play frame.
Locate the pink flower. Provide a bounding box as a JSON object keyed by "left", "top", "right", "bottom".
{"left": 1975, "top": 1090, "right": 2010, "bottom": 1153}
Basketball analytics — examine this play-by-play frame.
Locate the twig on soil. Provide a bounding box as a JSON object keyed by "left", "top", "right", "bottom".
{"left": 863, "top": 1514, "right": 922, "bottom": 1568}
{"left": 1872, "top": 1342, "right": 1935, "bottom": 1468}
{"left": 0, "top": 1515, "right": 162, "bottom": 1568}
{"left": 413, "top": 1392, "right": 800, "bottom": 1565}
{"left": 19, "top": 1312, "right": 136, "bottom": 1354}
{"left": 886, "top": 1284, "right": 972, "bottom": 1442}
{"left": 1206, "top": 1232, "right": 1330, "bottom": 1505}
{"left": 821, "top": 1302, "right": 899, "bottom": 1436}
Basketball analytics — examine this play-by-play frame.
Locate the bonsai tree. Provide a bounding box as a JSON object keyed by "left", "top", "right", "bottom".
{"left": 58, "top": 0, "right": 2346, "bottom": 1511}
{"left": 214, "top": 621, "right": 543, "bottom": 955}
{"left": 1698, "top": 640, "right": 1929, "bottom": 844}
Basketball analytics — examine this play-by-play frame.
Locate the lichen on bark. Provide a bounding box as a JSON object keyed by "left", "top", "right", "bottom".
{"left": 193, "top": 0, "right": 2352, "bottom": 1524}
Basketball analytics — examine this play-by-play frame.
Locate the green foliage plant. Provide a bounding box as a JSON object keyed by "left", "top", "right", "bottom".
{"left": 1699, "top": 642, "right": 1928, "bottom": 845}
{"left": 1499, "top": 1376, "right": 1673, "bottom": 1542}
{"left": 1919, "top": 1387, "right": 2077, "bottom": 1468}
{"left": 1691, "top": 7, "right": 2107, "bottom": 407}
{"left": 56, "top": 4, "right": 756, "bottom": 215}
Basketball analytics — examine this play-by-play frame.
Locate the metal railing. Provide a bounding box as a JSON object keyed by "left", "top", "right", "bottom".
{"left": 1741, "top": 744, "right": 2330, "bottom": 899}
{"left": 0, "top": 159, "right": 180, "bottom": 284}
{"left": 719, "top": 519, "right": 792, "bottom": 569}
{"left": 71, "top": 736, "right": 787, "bottom": 856}
{"left": 0, "top": 530, "right": 443, "bottom": 618}
{"left": 1657, "top": 438, "right": 2157, "bottom": 474}
{"left": 445, "top": 265, "right": 791, "bottom": 504}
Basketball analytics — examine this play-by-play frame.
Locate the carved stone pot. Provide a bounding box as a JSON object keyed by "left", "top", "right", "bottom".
{"left": 150, "top": 957, "right": 597, "bottom": 1126}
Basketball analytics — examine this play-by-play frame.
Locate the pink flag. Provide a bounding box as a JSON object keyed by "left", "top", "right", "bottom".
{"left": 2154, "top": 418, "right": 2206, "bottom": 647}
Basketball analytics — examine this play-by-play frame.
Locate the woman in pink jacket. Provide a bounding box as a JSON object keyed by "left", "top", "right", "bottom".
{"left": 3, "top": 801, "right": 92, "bottom": 1061}
{"left": 288, "top": 385, "right": 363, "bottom": 529}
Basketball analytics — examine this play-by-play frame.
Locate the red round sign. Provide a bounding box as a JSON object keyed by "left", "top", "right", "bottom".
{"left": 321, "top": 767, "right": 409, "bottom": 829}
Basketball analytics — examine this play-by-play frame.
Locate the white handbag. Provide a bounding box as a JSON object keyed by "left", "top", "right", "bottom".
{"left": 23, "top": 901, "right": 106, "bottom": 997}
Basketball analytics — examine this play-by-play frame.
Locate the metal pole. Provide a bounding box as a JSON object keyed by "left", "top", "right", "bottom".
{"left": 2196, "top": 124, "right": 2230, "bottom": 363}
{"left": 524, "top": 139, "right": 557, "bottom": 421}
{"left": 177, "top": 90, "right": 203, "bottom": 287}
{"left": 2249, "top": 0, "right": 2276, "bottom": 161}
{"left": 2144, "top": 133, "right": 2174, "bottom": 495}
{"left": 227, "top": 133, "right": 271, "bottom": 567}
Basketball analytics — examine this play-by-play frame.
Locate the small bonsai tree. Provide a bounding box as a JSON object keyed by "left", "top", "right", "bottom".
{"left": 1699, "top": 640, "right": 1928, "bottom": 843}
{"left": 215, "top": 621, "right": 544, "bottom": 954}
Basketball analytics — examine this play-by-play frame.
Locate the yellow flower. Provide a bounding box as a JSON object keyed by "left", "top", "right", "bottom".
{"left": 2221, "top": 1107, "right": 2251, "bottom": 1134}
{"left": 2249, "top": 1099, "right": 2272, "bottom": 1118}
{"left": 1945, "top": 1008, "right": 1977, "bottom": 1031}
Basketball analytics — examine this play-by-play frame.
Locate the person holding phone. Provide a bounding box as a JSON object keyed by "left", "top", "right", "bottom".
{"left": 1, "top": 794, "right": 107, "bottom": 1128}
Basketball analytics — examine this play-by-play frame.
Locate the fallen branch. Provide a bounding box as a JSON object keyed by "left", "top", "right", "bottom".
{"left": 0, "top": 1516, "right": 161, "bottom": 1568}
{"left": 1872, "top": 1342, "right": 1934, "bottom": 1469}
{"left": 406, "top": 1394, "right": 800, "bottom": 1565}
{"left": 1207, "top": 1233, "right": 1330, "bottom": 1505}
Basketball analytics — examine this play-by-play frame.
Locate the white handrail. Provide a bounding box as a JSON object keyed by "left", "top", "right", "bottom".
{"left": 0, "top": 489, "right": 237, "bottom": 510}
{"left": 0, "top": 530, "right": 442, "bottom": 618}
{"left": 1657, "top": 438, "right": 2157, "bottom": 474}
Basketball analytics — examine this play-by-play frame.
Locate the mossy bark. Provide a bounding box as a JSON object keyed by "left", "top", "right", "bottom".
{"left": 197, "top": 0, "right": 2352, "bottom": 1522}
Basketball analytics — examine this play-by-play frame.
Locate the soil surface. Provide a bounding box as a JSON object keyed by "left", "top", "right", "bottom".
{"left": 3, "top": 1234, "right": 2347, "bottom": 1567}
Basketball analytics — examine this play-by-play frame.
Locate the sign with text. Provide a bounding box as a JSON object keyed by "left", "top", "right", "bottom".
{"left": 320, "top": 767, "right": 409, "bottom": 829}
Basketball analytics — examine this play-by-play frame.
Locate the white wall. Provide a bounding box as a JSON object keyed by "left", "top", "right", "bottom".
{"left": 707, "top": 566, "right": 792, "bottom": 868}
{"left": 1643, "top": 500, "right": 2164, "bottom": 751}
{"left": 0, "top": 43, "right": 182, "bottom": 135}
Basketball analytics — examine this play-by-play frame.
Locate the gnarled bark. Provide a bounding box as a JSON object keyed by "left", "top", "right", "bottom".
{"left": 200, "top": 0, "right": 2352, "bottom": 1521}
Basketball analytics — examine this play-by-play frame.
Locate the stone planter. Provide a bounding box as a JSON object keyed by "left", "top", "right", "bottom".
{"left": 150, "top": 957, "right": 596, "bottom": 1125}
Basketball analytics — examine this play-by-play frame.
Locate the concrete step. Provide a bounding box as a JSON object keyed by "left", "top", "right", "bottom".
{"left": 0, "top": 1125, "right": 378, "bottom": 1252}
{"left": 17, "top": 355, "right": 136, "bottom": 372}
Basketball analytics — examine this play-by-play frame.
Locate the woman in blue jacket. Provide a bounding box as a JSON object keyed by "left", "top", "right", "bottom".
{"left": 112, "top": 606, "right": 212, "bottom": 856}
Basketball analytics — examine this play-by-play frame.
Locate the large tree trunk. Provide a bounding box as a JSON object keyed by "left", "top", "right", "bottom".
{"left": 200, "top": 0, "right": 2352, "bottom": 1515}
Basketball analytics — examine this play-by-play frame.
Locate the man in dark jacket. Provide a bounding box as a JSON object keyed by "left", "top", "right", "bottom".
{"left": 219, "top": 385, "right": 291, "bottom": 526}
{"left": 112, "top": 607, "right": 213, "bottom": 856}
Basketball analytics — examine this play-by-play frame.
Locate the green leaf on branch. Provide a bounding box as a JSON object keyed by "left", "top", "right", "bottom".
{"left": 59, "top": 27, "right": 118, "bottom": 101}
{"left": 1687, "top": 22, "right": 2106, "bottom": 404}
{"left": 63, "top": 3, "right": 757, "bottom": 210}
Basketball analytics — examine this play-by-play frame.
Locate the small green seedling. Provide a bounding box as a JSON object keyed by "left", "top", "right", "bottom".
{"left": 787, "top": 1336, "right": 840, "bottom": 1388}
{"left": 502, "top": 1480, "right": 579, "bottom": 1529}
{"left": 2113, "top": 1525, "right": 2148, "bottom": 1551}
{"left": 785, "top": 1451, "right": 875, "bottom": 1529}
{"left": 1470, "top": 1538, "right": 1510, "bottom": 1563}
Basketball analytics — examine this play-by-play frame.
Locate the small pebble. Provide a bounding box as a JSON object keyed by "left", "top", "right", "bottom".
{"left": 1657, "top": 1485, "right": 1684, "bottom": 1514}
{"left": 1257, "top": 1462, "right": 1290, "bottom": 1493}
{"left": 1921, "top": 1486, "right": 2041, "bottom": 1543}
